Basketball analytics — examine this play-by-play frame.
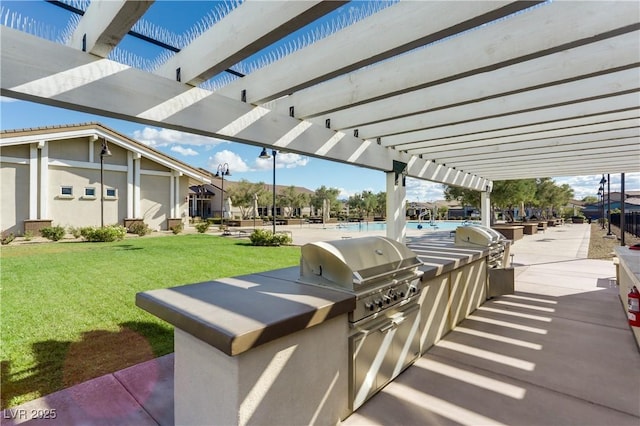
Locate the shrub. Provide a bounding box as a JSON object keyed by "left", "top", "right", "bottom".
{"left": 129, "top": 222, "right": 151, "bottom": 236}
{"left": 170, "top": 223, "right": 184, "bottom": 234}
{"left": 80, "top": 225, "right": 127, "bottom": 242}
{"left": 249, "top": 229, "right": 292, "bottom": 246}
{"left": 68, "top": 226, "right": 82, "bottom": 239}
{"left": 1, "top": 232, "right": 15, "bottom": 245}
{"left": 195, "top": 222, "right": 210, "bottom": 233}
{"left": 23, "top": 230, "right": 34, "bottom": 241}
{"left": 40, "top": 225, "right": 66, "bottom": 241}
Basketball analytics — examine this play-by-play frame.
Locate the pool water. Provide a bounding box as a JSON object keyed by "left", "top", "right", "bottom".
{"left": 335, "top": 221, "right": 476, "bottom": 232}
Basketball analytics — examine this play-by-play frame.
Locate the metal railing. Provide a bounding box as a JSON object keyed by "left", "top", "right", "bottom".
{"left": 610, "top": 212, "right": 640, "bottom": 238}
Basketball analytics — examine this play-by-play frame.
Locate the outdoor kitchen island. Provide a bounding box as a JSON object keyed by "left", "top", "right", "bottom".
{"left": 136, "top": 235, "right": 497, "bottom": 426}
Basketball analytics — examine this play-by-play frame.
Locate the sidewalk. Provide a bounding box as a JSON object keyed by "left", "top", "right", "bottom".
{"left": 2, "top": 223, "right": 639, "bottom": 425}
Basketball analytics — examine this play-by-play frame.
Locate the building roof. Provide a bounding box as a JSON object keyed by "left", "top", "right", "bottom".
{"left": 190, "top": 176, "right": 314, "bottom": 196}
{"left": 1, "top": 122, "right": 211, "bottom": 183}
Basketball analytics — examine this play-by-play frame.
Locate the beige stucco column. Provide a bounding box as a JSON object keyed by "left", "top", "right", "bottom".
{"left": 127, "top": 152, "right": 134, "bottom": 218}
{"left": 385, "top": 171, "right": 407, "bottom": 243}
{"left": 29, "top": 144, "right": 39, "bottom": 220}
{"left": 38, "top": 141, "right": 48, "bottom": 220}
{"left": 481, "top": 187, "right": 491, "bottom": 227}
{"left": 133, "top": 153, "right": 141, "bottom": 218}
{"left": 170, "top": 171, "right": 182, "bottom": 218}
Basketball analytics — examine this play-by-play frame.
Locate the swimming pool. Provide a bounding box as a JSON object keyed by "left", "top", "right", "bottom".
{"left": 334, "top": 220, "right": 475, "bottom": 232}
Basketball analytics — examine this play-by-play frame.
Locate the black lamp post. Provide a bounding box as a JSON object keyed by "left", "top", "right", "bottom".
{"left": 599, "top": 175, "right": 606, "bottom": 230}
{"left": 215, "top": 163, "right": 231, "bottom": 227}
{"left": 100, "top": 139, "right": 112, "bottom": 228}
{"left": 259, "top": 148, "right": 276, "bottom": 234}
{"left": 606, "top": 173, "right": 612, "bottom": 236}
{"left": 597, "top": 186, "right": 603, "bottom": 229}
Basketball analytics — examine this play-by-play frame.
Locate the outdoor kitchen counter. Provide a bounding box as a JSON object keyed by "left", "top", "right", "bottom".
{"left": 136, "top": 266, "right": 355, "bottom": 356}
{"left": 614, "top": 246, "right": 640, "bottom": 348}
{"left": 136, "top": 239, "right": 499, "bottom": 425}
{"left": 407, "top": 238, "right": 490, "bottom": 278}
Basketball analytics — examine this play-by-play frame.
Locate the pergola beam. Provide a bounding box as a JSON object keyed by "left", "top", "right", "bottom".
{"left": 0, "top": 26, "right": 489, "bottom": 192}
{"left": 355, "top": 68, "right": 639, "bottom": 139}
{"left": 408, "top": 124, "right": 639, "bottom": 157}
{"left": 457, "top": 153, "right": 639, "bottom": 173}
{"left": 68, "top": 0, "right": 153, "bottom": 57}
{"left": 381, "top": 95, "right": 639, "bottom": 147}
{"left": 309, "top": 33, "right": 639, "bottom": 131}
{"left": 270, "top": 2, "right": 640, "bottom": 122}
{"left": 154, "top": 1, "right": 345, "bottom": 86}
{"left": 216, "top": 1, "right": 540, "bottom": 103}
{"left": 439, "top": 138, "right": 639, "bottom": 167}
{"left": 392, "top": 110, "right": 639, "bottom": 149}
{"left": 473, "top": 158, "right": 640, "bottom": 180}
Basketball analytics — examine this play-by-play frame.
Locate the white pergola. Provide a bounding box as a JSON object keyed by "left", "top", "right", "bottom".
{"left": 1, "top": 0, "right": 639, "bottom": 241}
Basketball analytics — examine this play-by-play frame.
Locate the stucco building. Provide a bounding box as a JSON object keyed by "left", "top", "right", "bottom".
{"left": 1, "top": 123, "right": 211, "bottom": 235}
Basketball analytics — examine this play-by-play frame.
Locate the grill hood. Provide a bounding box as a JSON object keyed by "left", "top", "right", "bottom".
{"left": 455, "top": 225, "right": 505, "bottom": 247}
{"left": 299, "top": 236, "right": 423, "bottom": 291}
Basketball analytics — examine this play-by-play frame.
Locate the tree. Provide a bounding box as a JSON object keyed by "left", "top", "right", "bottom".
{"left": 582, "top": 195, "right": 598, "bottom": 204}
{"left": 347, "top": 193, "right": 363, "bottom": 217}
{"left": 311, "top": 186, "right": 341, "bottom": 217}
{"left": 278, "top": 186, "right": 297, "bottom": 218}
{"left": 492, "top": 179, "right": 536, "bottom": 220}
{"left": 443, "top": 185, "right": 481, "bottom": 208}
{"left": 375, "top": 191, "right": 386, "bottom": 218}
{"left": 278, "top": 185, "right": 310, "bottom": 217}
{"left": 361, "top": 190, "right": 378, "bottom": 219}
{"left": 227, "top": 179, "right": 267, "bottom": 219}
{"left": 443, "top": 179, "right": 573, "bottom": 221}
{"left": 535, "top": 179, "right": 573, "bottom": 218}
{"left": 437, "top": 205, "right": 448, "bottom": 220}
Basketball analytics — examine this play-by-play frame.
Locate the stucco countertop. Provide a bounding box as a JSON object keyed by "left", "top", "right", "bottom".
{"left": 615, "top": 246, "right": 640, "bottom": 284}
{"left": 406, "top": 238, "right": 491, "bottom": 280}
{"left": 136, "top": 266, "right": 355, "bottom": 356}
{"left": 137, "top": 241, "right": 492, "bottom": 358}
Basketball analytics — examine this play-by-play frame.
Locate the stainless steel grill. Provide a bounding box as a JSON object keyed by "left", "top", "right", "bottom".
{"left": 455, "top": 225, "right": 509, "bottom": 268}
{"left": 299, "top": 236, "right": 424, "bottom": 323}
{"left": 298, "top": 236, "right": 424, "bottom": 412}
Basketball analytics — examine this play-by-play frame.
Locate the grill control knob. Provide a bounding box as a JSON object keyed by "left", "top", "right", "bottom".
{"left": 383, "top": 296, "right": 391, "bottom": 304}
{"left": 399, "top": 291, "right": 405, "bottom": 297}
{"left": 410, "top": 286, "right": 417, "bottom": 294}
{"left": 376, "top": 300, "right": 383, "bottom": 308}
{"left": 365, "top": 302, "right": 375, "bottom": 311}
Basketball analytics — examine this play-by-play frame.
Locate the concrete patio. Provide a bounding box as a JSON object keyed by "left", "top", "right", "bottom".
{"left": 2, "top": 223, "right": 639, "bottom": 425}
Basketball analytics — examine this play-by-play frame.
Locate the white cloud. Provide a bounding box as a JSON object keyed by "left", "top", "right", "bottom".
{"left": 132, "top": 126, "right": 228, "bottom": 148}
{"left": 170, "top": 145, "right": 198, "bottom": 156}
{"left": 279, "top": 152, "right": 310, "bottom": 169}
{"left": 255, "top": 151, "right": 309, "bottom": 171}
{"left": 338, "top": 188, "right": 353, "bottom": 199}
{"left": 207, "top": 150, "right": 250, "bottom": 173}
{"left": 554, "top": 173, "right": 640, "bottom": 200}
{"left": 406, "top": 178, "right": 446, "bottom": 202}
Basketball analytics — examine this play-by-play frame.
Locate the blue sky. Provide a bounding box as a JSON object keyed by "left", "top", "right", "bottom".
{"left": 1, "top": 1, "right": 637, "bottom": 201}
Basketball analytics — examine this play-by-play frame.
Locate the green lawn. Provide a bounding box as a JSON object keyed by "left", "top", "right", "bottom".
{"left": 0, "top": 234, "right": 301, "bottom": 408}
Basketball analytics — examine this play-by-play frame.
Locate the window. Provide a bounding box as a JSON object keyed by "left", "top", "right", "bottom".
{"left": 59, "top": 186, "right": 73, "bottom": 198}
{"left": 105, "top": 188, "right": 117, "bottom": 198}
{"left": 85, "top": 187, "right": 96, "bottom": 197}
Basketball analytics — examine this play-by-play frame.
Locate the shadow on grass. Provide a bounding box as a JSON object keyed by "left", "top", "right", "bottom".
{"left": 112, "top": 244, "right": 143, "bottom": 250}
{"left": 1, "top": 322, "right": 172, "bottom": 409}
